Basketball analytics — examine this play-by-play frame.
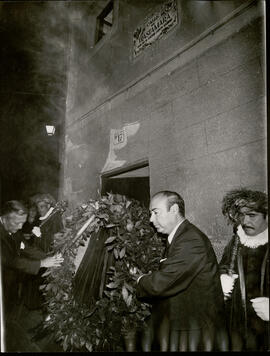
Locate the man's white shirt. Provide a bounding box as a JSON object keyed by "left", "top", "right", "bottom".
{"left": 167, "top": 220, "right": 185, "bottom": 245}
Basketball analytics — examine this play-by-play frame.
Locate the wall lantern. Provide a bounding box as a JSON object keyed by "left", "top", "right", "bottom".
{"left": 45, "top": 125, "right": 55, "bottom": 136}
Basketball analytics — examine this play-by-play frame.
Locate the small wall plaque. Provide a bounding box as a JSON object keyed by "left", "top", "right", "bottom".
{"left": 113, "top": 129, "right": 126, "bottom": 145}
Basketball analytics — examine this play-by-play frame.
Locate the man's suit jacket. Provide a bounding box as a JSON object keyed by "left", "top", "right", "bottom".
{"left": 136, "top": 219, "right": 226, "bottom": 331}
{"left": 0, "top": 223, "right": 41, "bottom": 317}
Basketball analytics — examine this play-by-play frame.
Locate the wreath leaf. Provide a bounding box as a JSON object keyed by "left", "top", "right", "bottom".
{"left": 105, "top": 236, "right": 117, "bottom": 244}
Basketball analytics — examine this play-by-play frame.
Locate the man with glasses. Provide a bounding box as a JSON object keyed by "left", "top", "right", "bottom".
{"left": 0, "top": 200, "right": 63, "bottom": 351}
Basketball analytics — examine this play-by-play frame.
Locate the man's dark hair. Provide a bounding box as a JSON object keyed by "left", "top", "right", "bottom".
{"left": 222, "top": 188, "right": 268, "bottom": 224}
{"left": 1, "top": 200, "right": 28, "bottom": 216}
{"left": 152, "top": 191, "right": 185, "bottom": 217}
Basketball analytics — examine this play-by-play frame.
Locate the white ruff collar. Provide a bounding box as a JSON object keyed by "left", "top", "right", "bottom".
{"left": 237, "top": 225, "right": 268, "bottom": 248}
{"left": 39, "top": 207, "right": 54, "bottom": 221}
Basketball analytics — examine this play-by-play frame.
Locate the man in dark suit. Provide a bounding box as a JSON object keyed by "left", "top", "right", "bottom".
{"left": 135, "top": 191, "right": 228, "bottom": 351}
{"left": 0, "top": 200, "right": 64, "bottom": 351}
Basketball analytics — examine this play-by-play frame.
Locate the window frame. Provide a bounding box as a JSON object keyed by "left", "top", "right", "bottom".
{"left": 95, "top": 0, "right": 114, "bottom": 44}
{"left": 90, "top": 0, "right": 119, "bottom": 54}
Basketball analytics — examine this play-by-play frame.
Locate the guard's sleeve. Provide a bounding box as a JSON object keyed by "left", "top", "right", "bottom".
{"left": 219, "top": 237, "right": 235, "bottom": 275}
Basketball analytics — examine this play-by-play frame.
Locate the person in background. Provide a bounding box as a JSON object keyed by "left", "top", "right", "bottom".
{"left": 16, "top": 197, "right": 39, "bottom": 308}
{"left": 31, "top": 193, "right": 64, "bottom": 253}
{"left": 22, "top": 193, "right": 64, "bottom": 311}
{"left": 219, "top": 188, "right": 269, "bottom": 351}
{"left": 0, "top": 200, "right": 63, "bottom": 351}
{"left": 134, "top": 191, "right": 228, "bottom": 351}
{"left": 22, "top": 196, "right": 39, "bottom": 238}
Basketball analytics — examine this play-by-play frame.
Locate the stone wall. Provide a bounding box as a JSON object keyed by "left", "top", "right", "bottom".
{"left": 63, "top": 0, "right": 266, "bottom": 260}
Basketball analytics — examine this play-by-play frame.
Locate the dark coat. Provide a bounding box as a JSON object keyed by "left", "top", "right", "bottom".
{"left": 21, "top": 211, "right": 63, "bottom": 310}
{"left": 35, "top": 211, "right": 64, "bottom": 254}
{"left": 136, "top": 220, "right": 226, "bottom": 331}
{"left": 0, "top": 222, "right": 41, "bottom": 317}
{"left": 219, "top": 235, "right": 269, "bottom": 351}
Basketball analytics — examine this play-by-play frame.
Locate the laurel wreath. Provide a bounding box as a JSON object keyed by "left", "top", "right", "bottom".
{"left": 39, "top": 193, "right": 164, "bottom": 352}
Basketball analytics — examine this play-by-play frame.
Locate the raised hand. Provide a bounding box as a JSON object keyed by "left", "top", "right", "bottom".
{"left": 32, "top": 226, "right": 42, "bottom": 237}
{"left": 40, "top": 253, "right": 64, "bottom": 268}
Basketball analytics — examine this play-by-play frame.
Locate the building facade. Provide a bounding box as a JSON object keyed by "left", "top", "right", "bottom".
{"left": 62, "top": 0, "right": 266, "bottom": 259}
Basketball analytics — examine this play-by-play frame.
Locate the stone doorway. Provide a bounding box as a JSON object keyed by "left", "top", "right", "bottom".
{"left": 101, "top": 162, "right": 150, "bottom": 208}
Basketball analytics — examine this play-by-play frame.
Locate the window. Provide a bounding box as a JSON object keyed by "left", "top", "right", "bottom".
{"left": 95, "top": 0, "right": 114, "bottom": 44}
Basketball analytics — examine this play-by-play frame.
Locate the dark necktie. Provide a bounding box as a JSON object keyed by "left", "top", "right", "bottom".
{"left": 163, "top": 240, "right": 170, "bottom": 258}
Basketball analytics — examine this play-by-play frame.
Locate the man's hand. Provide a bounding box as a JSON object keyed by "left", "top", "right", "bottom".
{"left": 32, "top": 226, "right": 42, "bottom": 237}
{"left": 220, "top": 274, "right": 238, "bottom": 299}
{"left": 250, "top": 297, "right": 269, "bottom": 321}
{"left": 129, "top": 266, "right": 141, "bottom": 278}
{"left": 129, "top": 266, "right": 145, "bottom": 282}
{"left": 40, "top": 253, "right": 64, "bottom": 268}
{"left": 129, "top": 266, "right": 152, "bottom": 284}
